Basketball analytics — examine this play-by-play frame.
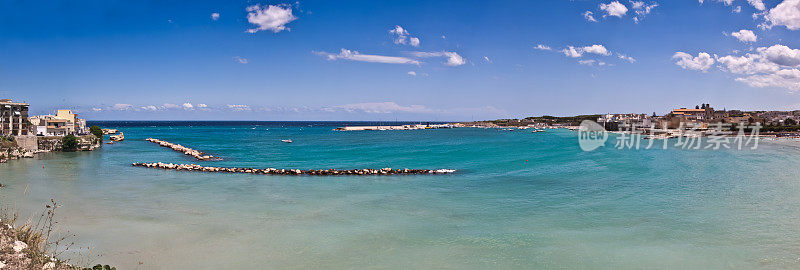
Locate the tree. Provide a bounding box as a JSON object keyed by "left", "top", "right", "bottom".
{"left": 62, "top": 134, "right": 77, "bottom": 151}
{"left": 89, "top": 126, "right": 103, "bottom": 141}
{"left": 785, "top": 118, "right": 797, "bottom": 126}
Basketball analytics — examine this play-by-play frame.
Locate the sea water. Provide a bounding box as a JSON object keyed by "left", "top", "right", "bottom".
{"left": 2, "top": 121, "right": 800, "bottom": 269}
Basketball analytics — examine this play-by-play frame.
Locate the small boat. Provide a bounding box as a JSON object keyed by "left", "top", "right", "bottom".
{"left": 105, "top": 141, "right": 114, "bottom": 145}
{"left": 281, "top": 139, "right": 293, "bottom": 143}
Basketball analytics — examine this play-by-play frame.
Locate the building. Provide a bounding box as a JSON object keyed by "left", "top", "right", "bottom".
{"left": 597, "top": 113, "right": 653, "bottom": 131}
{"left": 0, "top": 99, "right": 29, "bottom": 136}
{"left": 55, "top": 109, "right": 87, "bottom": 135}
{"left": 28, "top": 109, "right": 87, "bottom": 136}
{"left": 670, "top": 104, "right": 716, "bottom": 121}
{"left": 29, "top": 115, "right": 69, "bottom": 136}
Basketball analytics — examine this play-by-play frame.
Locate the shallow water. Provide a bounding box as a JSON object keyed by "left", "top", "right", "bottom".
{"left": 3, "top": 121, "right": 800, "bottom": 269}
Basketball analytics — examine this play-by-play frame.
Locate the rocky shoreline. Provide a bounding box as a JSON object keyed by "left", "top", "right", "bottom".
{"left": 132, "top": 162, "right": 456, "bottom": 176}
{"left": 0, "top": 148, "right": 38, "bottom": 163}
{"left": 145, "top": 138, "right": 219, "bottom": 161}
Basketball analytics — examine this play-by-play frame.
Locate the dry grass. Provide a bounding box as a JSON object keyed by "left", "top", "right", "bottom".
{"left": 0, "top": 199, "right": 116, "bottom": 270}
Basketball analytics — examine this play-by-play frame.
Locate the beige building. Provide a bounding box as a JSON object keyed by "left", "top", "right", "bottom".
{"left": 29, "top": 109, "right": 88, "bottom": 136}
{"left": 0, "top": 99, "right": 29, "bottom": 136}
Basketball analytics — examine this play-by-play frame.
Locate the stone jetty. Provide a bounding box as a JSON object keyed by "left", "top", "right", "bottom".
{"left": 145, "top": 138, "right": 220, "bottom": 161}
{"left": 132, "top": 162, "right": 456, "bottom": 176}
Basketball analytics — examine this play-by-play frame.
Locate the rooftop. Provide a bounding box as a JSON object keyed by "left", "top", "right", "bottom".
{"left": 0, "top": 99, "right": 29, "bottom": 106}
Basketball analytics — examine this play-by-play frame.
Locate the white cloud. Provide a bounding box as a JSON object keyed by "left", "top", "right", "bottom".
{"left": 407, "top": 71, "right": 417, "bottom": 76}
{"left": 409, "top": 37, "right": 420, "bottom": 47}
{"left": 211, "top": 12, "right": 220, "bottom": 20}
{"left": 317, "top": 49, "right": 420, "bottom": 65}
{"left": 233, "top": 56, "right": 248, "bottom": 64}
{"left": 246, "top": 4, "right": 297, "bottom": 33}
{"left": 161, "top": 103, "right": 181, "bottom": 110}
{"left": 390, "top": 25, "right": 420, "bottom": 47}
{"left": 112, "top": 104, "right": 133, "bottom": 111}
{"left": 582, "top": 44, "right": 611, "bottom": 56}
{"left": 182, "top": 103, "right": 194, "bottom": 110}
{"left": 483, "top": 56, "right": 492, "bottom": 63}
{"left": 679, "top": 44, "right": 800, "bottom": 91}
{"left": 733, "top": 6, "right": 742, "bottom": 13}
{"left": 736, "top": 69, "right": 800, "bottom": 90}
{"left": 716, "top": 54, "right": 779, "bottom": 74}
{"left": 534, "top": 44, "right": 552, "bottom": 51}
{"left": 583, "top": 11, "right": 598, "bottom": 22}
{"left": 716, "top": 0, "right": 735, "bottom": 5}
{"left": 197, "top": 104, "right": 208, "bottom": 108}
{"left": 672, "top": 52, "right": 716, "bottom": 72}
{"left": 630, "top": 1, "right": 658, "bottom": 22}
{"left": 390, "top": 25, "right": 409, "bottom": 44}
{"left": 562, "top": 46, "right": 583, "bottom": 58}
{"left": 408, "top": 51, "right": 466, "bottom": 66}
{"left": 92, "top": 108, "right": 102, "bottom": 112}
{"left": 336, "top": 102, "right": 432, "bottom": 114}
{"left": 140, "top": 105, "right": 158, "bottom": 111}
{"left": 764, "top": 0, "right": 800, "bottom": 30}
{"left": 579, "top": 59, "right": 597, "bottom": 66}
{"left": 561, "top": 45, "right": 610, "bottom": 57}
{"left": 759, "top": 44, "right": 800, "bottom": 66}
{"left": 730, "top": 29, "right": 757, "bottom": 42}
{"left": 227, "top": 104, "right": 251, "bottom": 111}
{"left": 747, "top": 0, "right": 766, "bottom": 11}
{"left": 617, "top": 53, "right": 637, "bottom": 63}
{"left": 600, "top": 1, "right": 629, "bottom": 17}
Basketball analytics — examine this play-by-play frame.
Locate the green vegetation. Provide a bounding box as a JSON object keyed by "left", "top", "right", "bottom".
{"left": 523, "top": 115, "right": 602, "bottom": 125}
{"left": 62, "top": 134, "right": 77, "bottom": 151}
{"left": 89, "top": 126, "right": 103, "bottom": 142}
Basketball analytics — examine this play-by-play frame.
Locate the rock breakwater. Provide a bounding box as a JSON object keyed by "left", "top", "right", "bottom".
{"left": 132, "top": 162, "right": 456, "bottom": 176}
{"left": 145, "top": 138, "right": 219, "bottom": 161}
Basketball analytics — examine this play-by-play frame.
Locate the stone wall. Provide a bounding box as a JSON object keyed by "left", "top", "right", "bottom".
{"left": 37, "top": 137, "right": 62, "bottom": 151}
{"left": 36, "top": 135, "right": 100, "bottom": 151}
{"left": 15, "top": 135, "right": 38, "bottom": 151}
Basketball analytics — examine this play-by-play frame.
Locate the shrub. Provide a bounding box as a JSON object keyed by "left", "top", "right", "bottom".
{"left": 89, "top": 126, "right": 103, "bottom": 142}
{"left": 62, "top": 135, "right": 77, "bottom": 151}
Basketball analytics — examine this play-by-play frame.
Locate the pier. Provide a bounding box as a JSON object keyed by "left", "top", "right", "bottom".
{"left": 145, "top": 138, "right": 220, "bottom": 161}
{"left": 132, "top": 162, "right": 456, "bottom": 176}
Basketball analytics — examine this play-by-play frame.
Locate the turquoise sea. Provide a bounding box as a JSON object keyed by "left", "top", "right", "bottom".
{"left": 3, "top": 121, "right": 800, "bottom": 269}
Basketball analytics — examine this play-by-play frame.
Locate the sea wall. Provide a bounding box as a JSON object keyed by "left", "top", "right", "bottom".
{"left": 15, "top": 136, "right": 38, "bottom": 151}
{"left": 37, "top": 135, "right": 100, "bottom": 152}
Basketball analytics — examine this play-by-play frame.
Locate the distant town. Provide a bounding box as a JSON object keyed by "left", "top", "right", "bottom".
{"left": 457, "top": 103, "right": 800, "bottom": 136}
{"left": 5, "top": 98, "right": 800, "bottom": 159}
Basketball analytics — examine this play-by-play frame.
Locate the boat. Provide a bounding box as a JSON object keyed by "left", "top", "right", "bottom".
{"left": 281, "top": 139, "right": 293, "bottom": 143}
{"left": 109, "top": 132, "right": 124, "bottom": 142}
{"left": 531, "top": 129, "right": 545, "bottom": 133}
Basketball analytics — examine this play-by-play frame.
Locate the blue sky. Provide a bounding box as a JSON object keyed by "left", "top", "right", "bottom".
{"left": 1, "top": 0, "right": 799, "bottom": 120}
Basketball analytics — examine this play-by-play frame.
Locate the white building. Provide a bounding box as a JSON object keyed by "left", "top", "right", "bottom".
{"left": 28, "top": 109, "right": 87, "bottom": 136}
